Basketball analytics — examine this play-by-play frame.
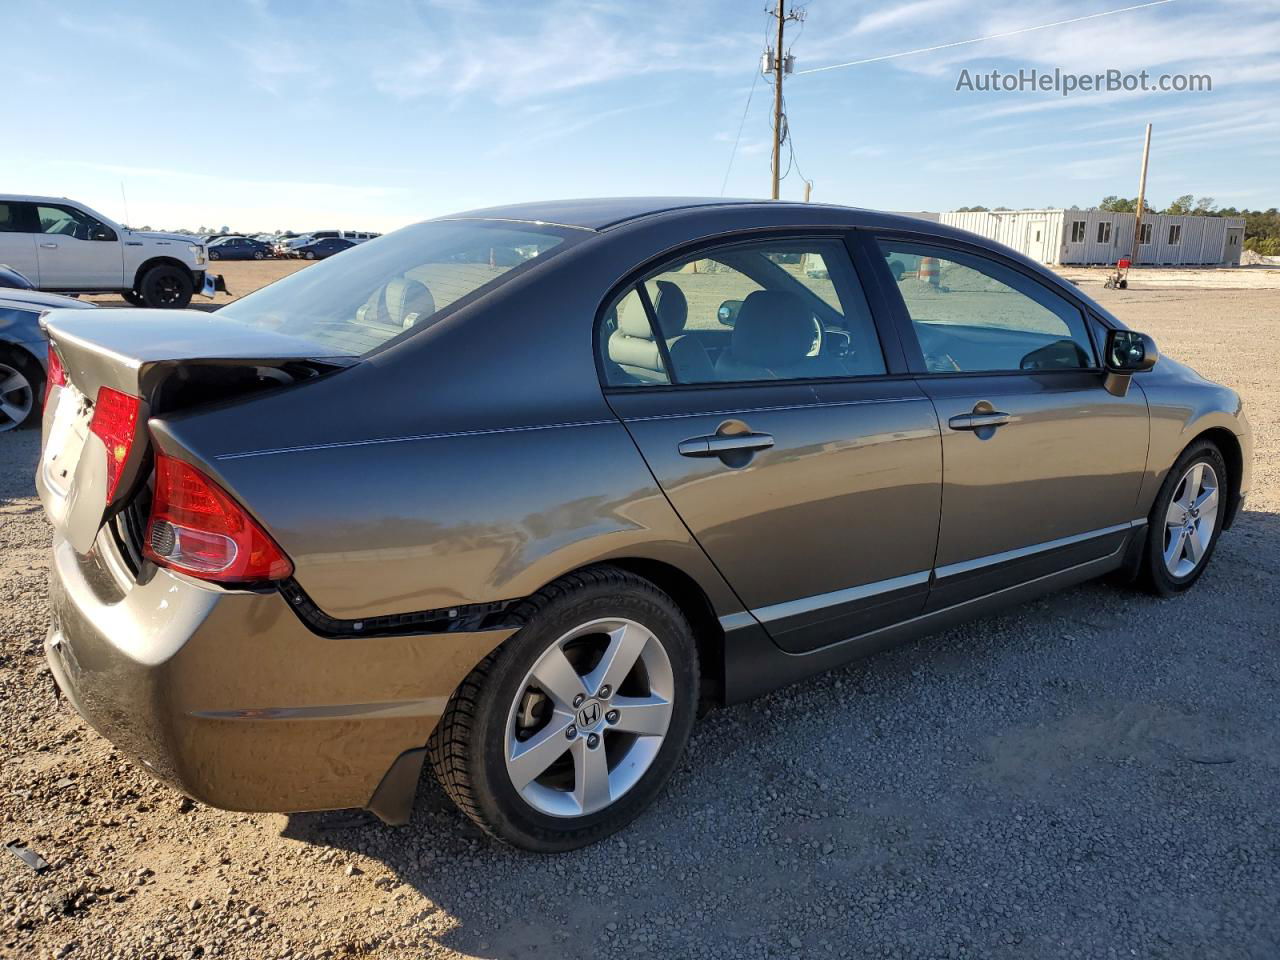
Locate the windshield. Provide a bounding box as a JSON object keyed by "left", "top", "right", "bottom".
{"left": 217, "top": 219, "right": 576, "bottom": 355}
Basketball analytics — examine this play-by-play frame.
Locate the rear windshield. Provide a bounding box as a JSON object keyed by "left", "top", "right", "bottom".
{"left": 217, "top": 220, "right": 575, "bottom": 355}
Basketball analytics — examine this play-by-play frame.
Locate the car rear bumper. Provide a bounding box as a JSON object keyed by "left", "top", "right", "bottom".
{"left": 45, "top": 532, "right": 512, "bottom": 817}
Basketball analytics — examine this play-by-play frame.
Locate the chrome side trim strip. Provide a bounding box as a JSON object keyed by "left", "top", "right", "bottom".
{"left": 934, "top": 519, "right": 1145, "bottom": 581}
{"left": 624, "top": 396, "right": 927, "bottom": 424}
{"left": 217, "top": 419, "right": 618, "bottom": 461}
{"left": 752, "top": 570, "right": 930, "bottom": 625}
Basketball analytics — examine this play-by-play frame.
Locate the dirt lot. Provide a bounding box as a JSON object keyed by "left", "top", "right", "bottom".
{"left": 3, "top": 270, "right": 1278, "bottom": 959}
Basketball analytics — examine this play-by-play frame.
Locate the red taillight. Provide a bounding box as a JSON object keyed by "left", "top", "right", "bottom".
{"left": 144, "top": 453, "right": 293, "bottom": 583}
{"left": 45, "top": 345, "right": 66, "bottom": 408}
{"left": 88, "top": 388, "right": 140, "bottom": 502}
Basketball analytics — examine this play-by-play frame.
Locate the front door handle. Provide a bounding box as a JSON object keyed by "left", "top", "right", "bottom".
{"left": 678, "top": 432, "right": 775, "bottom": 457}
{"left": 948, "top": 411, "right": 1011, "bottom": 431}
{"left": 39, "top": 242, "right": 59, "bottom": 249}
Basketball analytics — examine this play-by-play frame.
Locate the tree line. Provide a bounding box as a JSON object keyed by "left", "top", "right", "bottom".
{"left": 956, "top": 197, "right": 1280, "bottom": 255}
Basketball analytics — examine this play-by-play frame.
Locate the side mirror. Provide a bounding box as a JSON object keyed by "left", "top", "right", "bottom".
{"left": 1105, "top": 329, "right": 1158, "bottom": 372}
{"left": 91, "top": 227, "right": 116, "bottom": 242}
{"left": 717, "top": 299, "right": 743, "bottom": 327}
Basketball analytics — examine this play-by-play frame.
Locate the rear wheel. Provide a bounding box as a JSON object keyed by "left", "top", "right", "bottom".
{"left": 208, "top": 250, "right": 221, "bottom": 261}
{"left": 139, "top": 265, "right": 193, "bottom": 309}
{"left": 0, "top": 350, "right": 43, "bottom": 432}
{"left": 304, "top": 251, "right": 316, "bottom": 260}
{"left": 429, "top": 566, "right": 699, "bottom": 852}
{"left": 1141, "top": 440, "right": 1228, "bottom": 596}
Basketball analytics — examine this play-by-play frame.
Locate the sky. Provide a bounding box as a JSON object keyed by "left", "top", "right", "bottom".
{"left": 4, "top": 0, "right": 1278, "bottom": 233}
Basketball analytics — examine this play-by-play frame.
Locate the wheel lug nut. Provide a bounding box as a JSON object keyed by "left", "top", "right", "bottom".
{"left": 586, "top": 733, "right": 600, "bottom": 749}
{"left": 598, "top": 685, "right": 612, "bottom": 699}
{"left": 606, "top": 710, "right": 619, "bottom": 725}
{"left": 565, "top": 725, "right": 577, "bottom": 740}
{"left": 572, "top": 694, "right": 585, "bottom": 708}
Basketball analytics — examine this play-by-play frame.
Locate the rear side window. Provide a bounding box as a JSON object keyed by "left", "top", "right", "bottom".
{"left": 0, "top": 203, "right": 30, "bottom": 233}
{"left": 879, "top": 240, "right": 1095, "bottom": 373}
{"left": 600, "top": 238, "right": 885, "bottom": 387}
{"left": 217, "top": 220, "right": 574, "bottom": 356}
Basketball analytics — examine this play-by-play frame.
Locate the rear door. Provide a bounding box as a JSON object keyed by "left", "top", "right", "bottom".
{"left": 600, "top": 234, "right": 942, "bottom": 652}
{"left": 0, "top": 201, "right": 40, "bottom": 283}
{"left": 867, "top": 235, "right": 1149, "bottom": 608}
{"left": 33, "top": 204, "right": 123, "bottom": 289}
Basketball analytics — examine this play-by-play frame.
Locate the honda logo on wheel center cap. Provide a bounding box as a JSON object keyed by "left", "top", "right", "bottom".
{"left": 576, "top": 699, "right": 602, "bottom": 727}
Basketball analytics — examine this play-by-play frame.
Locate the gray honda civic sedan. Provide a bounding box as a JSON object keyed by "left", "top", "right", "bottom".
{"left": 39, "top": 198, "right": 1251, "bottom": 851}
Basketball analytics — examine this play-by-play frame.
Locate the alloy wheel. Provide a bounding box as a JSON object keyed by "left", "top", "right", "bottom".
{"left": 0, "top": 361, "right": 34, "bottom": 432}
{"left": 1163, "top": 461, "right": 1219, "bottom": 578}
{"left": 504, "top": 618, "right": 674, "bottom": 818}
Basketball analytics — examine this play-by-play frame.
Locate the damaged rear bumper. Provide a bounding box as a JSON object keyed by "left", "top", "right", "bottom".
{"left": 45, "top": 531, "right": 511, "bottom": 821}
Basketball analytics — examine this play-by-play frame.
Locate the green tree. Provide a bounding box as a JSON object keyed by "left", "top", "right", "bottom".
{"left": 1164, "top": 194, "right": 1195, "bottom": 215}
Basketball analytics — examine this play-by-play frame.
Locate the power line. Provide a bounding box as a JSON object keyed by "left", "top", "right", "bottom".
{"left": 797, "top": 0, "right": 1177, "bottom": 75}
{"left": 720, "top": 69, "right": 761, "bottom": 196}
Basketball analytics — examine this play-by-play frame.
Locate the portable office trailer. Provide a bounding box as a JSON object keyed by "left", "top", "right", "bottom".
{"left": 939, "top": 209, "right": 1245, "bottom": 267}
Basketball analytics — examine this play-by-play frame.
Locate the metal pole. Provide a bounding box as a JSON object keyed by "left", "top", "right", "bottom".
{"left": 1130, "top": 123, "right": 1152, "bottom": 268}
{"left": 771, "top": 0, "right": 785, "bottom": 200}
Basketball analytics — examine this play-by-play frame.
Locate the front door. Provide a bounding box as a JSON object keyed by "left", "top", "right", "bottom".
{"left": 31, "top": 203, "right": 123, "bottom": 289}
{"left": 0, "top": 201, "right": 40, "bottom": 283}
{"left": 599, "top": 235, "right": 942, "bottom": 652}
{"left": 871, "top": 237, "right": 1149, "bottom": 608}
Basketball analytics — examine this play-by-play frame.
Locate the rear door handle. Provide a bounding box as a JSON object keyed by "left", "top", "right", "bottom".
{"left": 678, "top": 432, "right": 775, "bottom": 457}
{"left": 948, "top": 411, "right": 1011, "bottom": 431}
{"left": 40, "top": 242, "right": 59, "bottom": 249}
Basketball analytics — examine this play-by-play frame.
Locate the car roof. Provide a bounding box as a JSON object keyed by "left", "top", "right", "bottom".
{"left": 440, "top": 197, "right": 948, "bottom": 234}
{"left": 0, "top": 194, "right": 78, "bottom": 204}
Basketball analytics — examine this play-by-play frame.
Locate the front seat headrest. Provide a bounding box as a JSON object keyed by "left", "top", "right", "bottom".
{"left": 731, "top": 290, "right": 814, "bottom": 367}
{"left": 384, "top": 277, "right": 436, "bottom": 328}
{"left": 651, "top": 280, "right": 688, "bottom": 338}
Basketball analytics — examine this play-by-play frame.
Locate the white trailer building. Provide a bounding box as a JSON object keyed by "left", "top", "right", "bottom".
{"left": 939, "top": 209, "right": 1245, "bottom": 267}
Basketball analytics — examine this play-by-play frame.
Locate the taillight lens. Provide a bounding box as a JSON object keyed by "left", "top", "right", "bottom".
{"left": 144, "top": 453, "right": 293, "bottom": 583}
{"left": 88, "top": 388, "right": 140, "bottom": 502}
{"left": 45, "top": 345, "right": 66, "bottom": 408}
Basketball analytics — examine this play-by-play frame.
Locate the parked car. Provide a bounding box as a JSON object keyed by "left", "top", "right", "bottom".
{"left": 0, "top": 286, "right": 94, "bottom": 431}
{"left": 294, "top": 237, "right": 355, "bottom": 259}
{"left": 0, "top": 263, "right": 36, "bottom": 289}
{"left": 207, "top": 236, "right": 274, "bottom": 261}
{"left": 38, "top": 199, "right": 1251, "bottom": 852}
{"left": 0, "top": 195, "right": 219, "bottom": 308}
{"left": 276, "top": 235, "right": 314, "bottom": 257}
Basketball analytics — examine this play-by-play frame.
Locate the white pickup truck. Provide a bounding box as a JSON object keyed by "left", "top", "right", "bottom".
{"left": 0, "top": 194, "right": 222, "bottom": 308}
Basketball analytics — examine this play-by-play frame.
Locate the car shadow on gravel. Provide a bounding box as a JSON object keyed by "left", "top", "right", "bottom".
{"left": 275, "top": 509, "right": 1280, "bottom": 959}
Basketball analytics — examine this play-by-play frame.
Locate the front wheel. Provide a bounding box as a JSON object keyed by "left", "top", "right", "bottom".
{"left": 139, "top": 265, "right": 194, "bottom": 309}
{"left": 121, "top": 289, "right": 145, "bottom": 306}
{"left": 208, "top": 250, "right": 220, "bottom": 261}
{"left": 253, "top": 250, "right": 264, "bottom": 260}
{"left": 1140, "top": 440, "right": 1228, "bottom": 596}
{"left": 304, "top": 251, "right": 316, "bottom": 260}
{"left": 429, "top": 567, "right": 699, "bottom": 852}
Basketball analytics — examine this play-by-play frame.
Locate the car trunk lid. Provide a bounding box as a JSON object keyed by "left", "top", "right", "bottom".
{"left": 37, "top": 308, "right": 354, "bottom": 555}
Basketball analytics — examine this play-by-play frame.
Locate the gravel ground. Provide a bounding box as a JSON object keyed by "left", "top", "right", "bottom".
{"left": 2, "top": 282, "right": 1277, "bottom": 960}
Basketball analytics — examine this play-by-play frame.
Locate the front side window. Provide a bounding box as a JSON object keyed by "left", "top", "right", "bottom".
{"left": 35, "top": 205, "right": 110, "bottom": 241}
{"left": 599, "top": 238, "right": 886, "bottom": 387}
{"left": 878, "top": 240, "right": 1095, "bottom": 373}
{"left": 217, "top": 220, "right": 572, "bottom": 355}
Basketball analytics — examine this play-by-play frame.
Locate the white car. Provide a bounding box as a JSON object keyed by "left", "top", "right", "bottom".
{"left": 0, "top": 195, "right": 221, "bottom": 308}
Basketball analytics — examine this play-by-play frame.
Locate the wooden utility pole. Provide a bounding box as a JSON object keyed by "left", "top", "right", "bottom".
{"left": 1129, "top": 123, "right": 1153, "bottom": 267}
{"left": 768, "top": 2, "right": 804, "bottom": 199}
{"left": 771, "top": 1, "right": 786, "bottom": 200}
{"left": 803, "top": 180, "right": 812, "bottom": 202}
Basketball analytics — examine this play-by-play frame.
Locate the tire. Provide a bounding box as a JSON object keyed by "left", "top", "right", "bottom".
{"left": 121, "top": 289, "right": 145, "bottom": 306}
{"left": 429, "top": 566, "right": 700, "bottom": 852}
{"left": 304, "top": 251, "right": 316, "bottom": 260}
{"left": 1119, "top": 279, "right": 1128, "bottom": 289}
{"left": 139, "top": 265, "right": 194, "bottom": 309}
{"left": 208, "top": 250, "right": 220, "bottom": 261}
{"left": 253, "top": 251, "right": 264, "bottom": 260}
{"left": 1140, "top": 440, "right": 1229, "bottom": 596}
{"left": 0, "top": 349, "right": 44, "bottom": 432}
